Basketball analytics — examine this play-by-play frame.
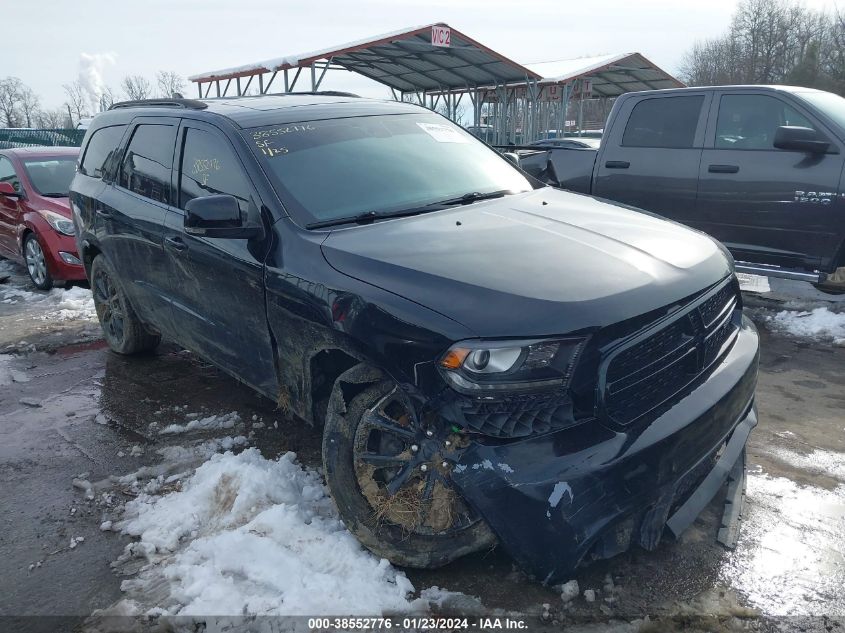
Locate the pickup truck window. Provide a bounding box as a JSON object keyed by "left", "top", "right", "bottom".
{"left": 621, "top": 96, "right": 703, "bottom": 148}
{"left": 244, "top": 113, "right": 532, "bottom": 226}
{"left": 796, "top": 91, "right": 845, "bottom": 132}
{"left": 715, "top": 94, "right": 814, "bottom": 150}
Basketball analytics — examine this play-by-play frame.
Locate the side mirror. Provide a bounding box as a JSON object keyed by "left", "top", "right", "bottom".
{"left": 502, "top": 152, "right": 520, "bottom": 167}
{"left": 0, "top": 182, "right": 22, "bottom": 197}
{"left": 184, "top": 194, "right": 262, "bottom": 239}
{"left": 773, "top": 126, "right": 830, "bottom": 154}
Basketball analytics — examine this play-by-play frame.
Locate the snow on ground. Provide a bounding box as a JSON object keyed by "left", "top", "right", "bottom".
{"left": 0, "top": 354, "right": 30, "bottom": 386}
{"left": 0, "top": 260, "right": 95, "bottom": 322}
{"left": 99, "top": 444, "right": 472, "bottom": 619}
{"left": 159, "top": 411, "right": 242, "bottom": 435}
{"left": 767, "top": 447, "right": 845, "bottom": 483}
{"left": 768, "top": 307, "right": 845, "bottom": 344}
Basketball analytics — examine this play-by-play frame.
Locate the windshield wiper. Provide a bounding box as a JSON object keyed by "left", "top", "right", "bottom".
{"left": 304, "top": 190, "right": 515, "bottom": 230}
{"left": 40, "top": 192, "right": 68, "bottom": 198}
{"left": 427, "top": 189, "right": 513, "bottom": 207}
{"left": 305, "top": 207, "right": 435, "bottom": 230}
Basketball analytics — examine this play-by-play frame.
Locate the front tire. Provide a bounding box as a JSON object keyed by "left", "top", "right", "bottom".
{"left": 322, "top": 379, "right": 495, "bottom": 569}
{"left": 90, "top": 255, "right": 160, "bottom": 354}
{"left": 24, "top": 233, "right": 53, "bottom": 290}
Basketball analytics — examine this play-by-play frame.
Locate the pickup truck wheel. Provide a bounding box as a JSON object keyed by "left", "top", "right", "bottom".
{"left": 814, "top": 266, "right": 845, "bottom": 294}
{"left": 322, "top": 381, "right": 496, "bottom": 569}
{"left": 90, "top": 255, "right": 160, "bottom": 354}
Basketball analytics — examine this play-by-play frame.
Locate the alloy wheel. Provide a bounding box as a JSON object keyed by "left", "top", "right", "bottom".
{"left": 92, "top": 268, "right": 126, "bottom": 343}
{"left": 24, "top": 237, "right": 48, "bottom": 287}
{"left": 352, "top": 389, "right": 479, "bottom": 535}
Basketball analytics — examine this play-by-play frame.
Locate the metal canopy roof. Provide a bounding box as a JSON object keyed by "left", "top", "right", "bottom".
{"left": 189, "top": 24, "right": 542, "bottom": 92}
{"left": 526, "top": 52, "right": 684, "bottom": 96}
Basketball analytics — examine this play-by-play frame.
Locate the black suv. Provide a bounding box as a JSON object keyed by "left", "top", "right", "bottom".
{"left": 70, "top": 94, "right": 759, "bottom": 582}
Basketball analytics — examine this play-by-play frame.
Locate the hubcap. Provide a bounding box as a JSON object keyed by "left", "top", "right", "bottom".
{"left": 92, "top": 268, "right": 125, "bottom": 343}
{"left": 353, "top": 389, "right": 476, "bottom": 535}
{"left": 25, "top": 238, "right": 47, "bottom": 286}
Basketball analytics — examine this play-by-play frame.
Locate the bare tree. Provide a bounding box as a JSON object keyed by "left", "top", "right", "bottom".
{"left": 18, "top": 85, "right": 41, "bottom": 127}
{"left": 680, "top": 0, "right": 843, "bottom": 94}
{"left": 35, "top": 108, "right": 67, "bottom": 128}
{"left": 156, "top": 70, "right": 185, "bottom": 98}
{"left": 63, "top": 80, "right": 88, "bottom": 124}
{"left": 435, "top": 100, "right": 468, "bottom": 124}
{"left": 121, "top": 75, "right": 152, "bottom": 101}
{"left": 99, "top": 85, "right": 118, "bottom": 111}
{"left": 0, "top": 77, "right": 25, "bottom": 127}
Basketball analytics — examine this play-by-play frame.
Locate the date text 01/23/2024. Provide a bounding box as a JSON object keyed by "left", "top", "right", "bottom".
{"left": 307, "top": 617, "right": 528, "bottom": 630}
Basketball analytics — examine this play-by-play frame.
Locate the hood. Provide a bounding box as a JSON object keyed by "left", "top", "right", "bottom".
{"left": 320, "top": 189, "right": 733, "bottom": 338}
{"left": 31, "top": 194, "right": 71, "bottom": 217}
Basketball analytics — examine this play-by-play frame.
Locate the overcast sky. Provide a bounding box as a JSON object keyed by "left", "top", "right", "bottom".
{"left": 4, "top": 0, "right": 841, "bottom": 111}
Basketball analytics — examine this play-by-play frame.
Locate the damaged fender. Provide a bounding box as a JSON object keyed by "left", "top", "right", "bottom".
{"left": 447, "top": 317, "right": 759, "bottom": 584}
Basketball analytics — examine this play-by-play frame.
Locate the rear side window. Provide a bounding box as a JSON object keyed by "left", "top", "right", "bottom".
{"left": 622, "top": 96, "right": 704, "bottom": 148}
{"left": 119, "top": 124, "right": 176, "bottom": 204}
{"left": 179, "top": 128, "right": 252, "bottom": 214}
{"left": 80, "top": 125, "right": 126, "bottom": 178}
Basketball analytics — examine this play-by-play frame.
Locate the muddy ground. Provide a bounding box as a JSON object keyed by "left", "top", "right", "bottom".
{"left": 0, "top": 260, "right": 843, "bottom": 632}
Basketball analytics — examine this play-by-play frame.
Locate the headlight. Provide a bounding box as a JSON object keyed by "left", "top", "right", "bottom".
{"left": 438, "top": 337, "right": 586, "bottom": 393}
{"left": 37, "top": 210, "right": 75, "bottom": 236}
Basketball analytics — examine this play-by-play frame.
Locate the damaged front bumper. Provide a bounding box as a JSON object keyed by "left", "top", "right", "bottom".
{"left": 449, "top": 316, "right": 759, "bottom": 584}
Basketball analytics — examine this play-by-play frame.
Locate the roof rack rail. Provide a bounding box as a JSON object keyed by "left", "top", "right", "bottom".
{"left": 109, "top": 98, "right": 208, "bottom": 111}
{"left": 295, "top": 91, "right": 360, "bottom": 98}
{"left": 202, "top": 91, "right": 361, "bottom": 101}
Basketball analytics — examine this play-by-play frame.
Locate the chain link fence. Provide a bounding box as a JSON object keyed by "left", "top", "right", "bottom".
{"left": 0, "top": 129, "right": 86, "bottom": 149}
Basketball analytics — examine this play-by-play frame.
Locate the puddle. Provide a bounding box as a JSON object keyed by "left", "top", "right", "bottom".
{"left": 720, "top": 473, "right": 845, "bottom": 615}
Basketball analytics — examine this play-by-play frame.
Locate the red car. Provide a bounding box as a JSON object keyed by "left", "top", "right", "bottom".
{"left": 0, "top": 147, "right": 85, "bottom": 289}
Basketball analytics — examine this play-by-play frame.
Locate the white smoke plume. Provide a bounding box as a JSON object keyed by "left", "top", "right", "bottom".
{"left": 78, "top": 52, "right": 116, "bottom": 113}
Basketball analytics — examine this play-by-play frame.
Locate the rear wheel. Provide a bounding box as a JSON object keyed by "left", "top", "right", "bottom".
{"left": 322, "top": 379, "right": 495, "bottom": 568}
{"left": 90, "top": 255, "right": 160, "bottom": 354}
{"left": 24, "top": 233, "right": 52, "bottom": 290}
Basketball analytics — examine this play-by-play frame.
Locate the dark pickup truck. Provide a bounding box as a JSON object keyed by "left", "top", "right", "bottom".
{"left": 519, "top": 86, "right": 845, "bottom": 288}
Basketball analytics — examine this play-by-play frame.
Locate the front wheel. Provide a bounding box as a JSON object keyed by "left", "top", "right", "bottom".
{"left": 24, "top": 233, "right": 53, "bottom": 290}
{"left": 322, "top": 379, "right": 495, "bottom": 569}
{"left": 90, "top": 255, "right": 160, "bottom": 354}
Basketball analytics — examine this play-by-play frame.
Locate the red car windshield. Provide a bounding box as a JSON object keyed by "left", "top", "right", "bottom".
{"left": 22, "top": 157, "right": 77, "bottom": 197}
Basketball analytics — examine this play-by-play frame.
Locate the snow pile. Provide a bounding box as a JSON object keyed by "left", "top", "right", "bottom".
{"left": 159, "top": 411, "right": 241, "bottom": 435}
{"left": 114, "top": 448, "right": 420, "bottom": 616}
{"left": 769, "top": 307, "right": 845, "bottom": 343}
{"left": 0, "top": 270, "right": 96, "bottom": 322}
{"left": 42, "top": 286, "right": 97, "bottom": 321}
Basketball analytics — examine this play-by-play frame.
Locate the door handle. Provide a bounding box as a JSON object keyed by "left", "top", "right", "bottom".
{"left": 164, "top": 236, "right": 187, "bottom": 252}
{"left": 708, "top": 164, "right": 739, "bottom": 173}
{"left": 95, "top": 207, "right": 112, "bottom": 219}
{"left": 605, "top": 160, "right": 630, "bottom": 169}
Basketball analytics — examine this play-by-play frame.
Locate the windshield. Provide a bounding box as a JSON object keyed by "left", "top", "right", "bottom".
{"left": 244, "top": 113, "right": 533, "bottom": 226}
{"left": 796, "top": 91, "right": 845, "bottom": 133}
{"left": 22, "top": 157, "right": 77, "bottom": 196}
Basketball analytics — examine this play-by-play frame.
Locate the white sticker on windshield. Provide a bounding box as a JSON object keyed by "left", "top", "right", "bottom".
{"left": 416, "top": 122, "right": 469, "bottom": 143}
